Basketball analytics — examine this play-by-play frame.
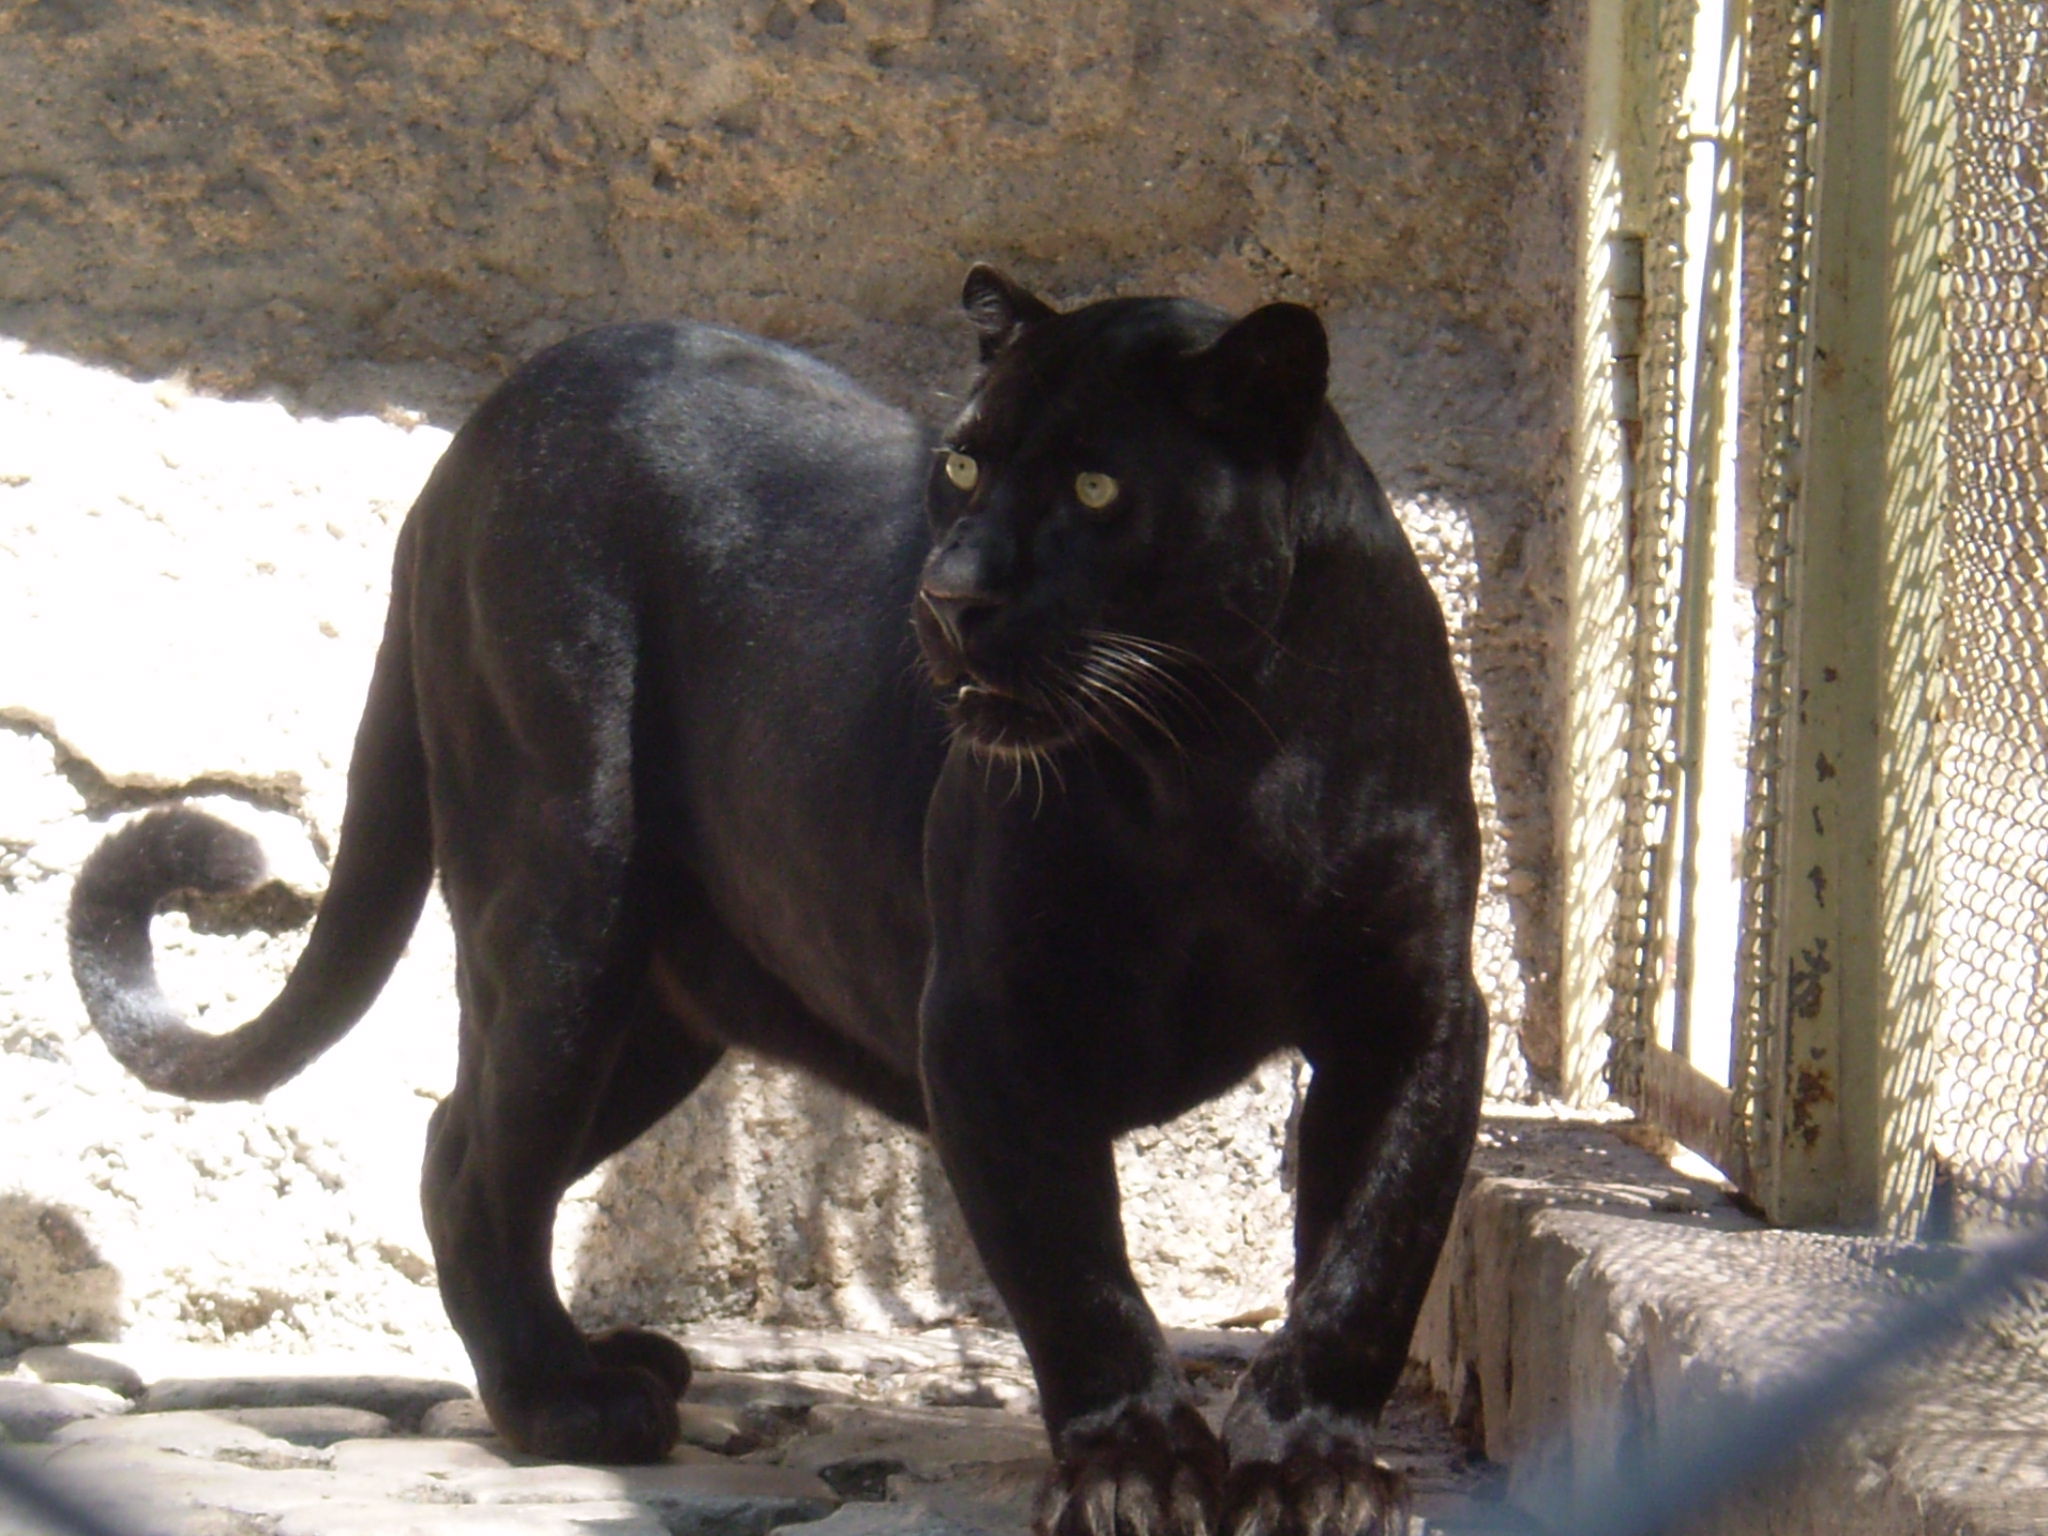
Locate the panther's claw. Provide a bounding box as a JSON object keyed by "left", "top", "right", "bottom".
{"left": 1221, "top": 1450, "right": 1408, "bottom": 1536}
{"left": 1035, "top": 1400, "right": 1225, "bottom": 1536}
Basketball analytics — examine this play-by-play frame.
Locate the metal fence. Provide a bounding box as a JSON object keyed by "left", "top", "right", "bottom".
{"left": 1938, "top": 0, "right": 2048, "bottom": 1233}
{"left": 1582, "top": 0, "right": 2048, "bottom": 1238}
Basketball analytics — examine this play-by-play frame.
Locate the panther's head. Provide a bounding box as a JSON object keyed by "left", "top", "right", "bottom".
{"left": 913, "top": 265, "right": 1331, "bottom": 765}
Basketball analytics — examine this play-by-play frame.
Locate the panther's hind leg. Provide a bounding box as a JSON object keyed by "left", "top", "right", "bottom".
{"left": 569, "top": 986, "right": 726, "bottom": 1402}
{"left": 423, "top": 910, "right": 689, "bottom": 1463}
{"left": 414, "top": 601, "right": 696, "bottom": 1463}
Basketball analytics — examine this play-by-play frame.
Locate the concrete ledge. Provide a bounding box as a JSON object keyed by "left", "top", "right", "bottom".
{"left": 1415, "top": 1113, "right": 2048, "bottom": 1536}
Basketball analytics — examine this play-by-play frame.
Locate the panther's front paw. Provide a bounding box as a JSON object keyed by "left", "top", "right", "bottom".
{"left": 486, "top": 1364, "right": 683, "bottom": 1464}
{"left": 1035, "top": 1398, "right": 1226, "bottom": 1536}
{"left": 1218, "top": 1373, "right": 1408, "bottom": 1536}
{"left": 1221, "top": 1447, "right": 1407, "bottom": 1536}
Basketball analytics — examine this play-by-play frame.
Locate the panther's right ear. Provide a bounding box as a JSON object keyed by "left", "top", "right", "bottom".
{"left": 1177, "top": 302, "right": 1330, "bottom": 464}
{"left": 962, "top": 265, "right": 1055, "bottom": 362}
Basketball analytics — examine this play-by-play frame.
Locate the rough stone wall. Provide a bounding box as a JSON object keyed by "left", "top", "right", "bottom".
{"left": 0, "top": 0, "right": 1576, "bottom": 1357}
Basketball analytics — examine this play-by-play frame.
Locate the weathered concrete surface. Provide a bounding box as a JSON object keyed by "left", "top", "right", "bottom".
{"left": 0, "top": 0, "right": 1575, "bottom": 1363}
{"left": 1416, "top": 1114, "right": 2048, "bottom": 1535}
{"left": 0, "top": 0, "right": 1576, "bottom": 420}
{"left": 3, "top": 1332, "right": 1515, "bottom": 1536}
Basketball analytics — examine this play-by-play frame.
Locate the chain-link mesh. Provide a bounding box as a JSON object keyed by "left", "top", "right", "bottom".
{"left": 1729, "top": 0, "right": 1820, "bottom": 1193}
{"left": 1938, "top": 0, "right": 2048, "bottom": 1232}
{"left": 1610, "top": 0, "right": 1703, "bottom": 1096}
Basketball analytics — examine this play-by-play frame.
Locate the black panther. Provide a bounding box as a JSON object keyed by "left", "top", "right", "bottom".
{"left": 69, "top": 267, "right": 1486, "bottom": 1536}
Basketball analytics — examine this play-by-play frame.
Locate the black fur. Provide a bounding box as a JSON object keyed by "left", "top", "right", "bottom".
{"left": 69, "top": 269, "right": 1485, "bottom": 1536}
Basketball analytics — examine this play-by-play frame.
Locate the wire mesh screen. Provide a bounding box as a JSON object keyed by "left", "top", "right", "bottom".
{"left": 1609, "top": 0, "right": 1700, "bottom": 1102}
{"left": 1938, "top": 0, "right": 2048, "bottom": 1232}
{"left": 1607, "top": 0, "right": 1777, "bottom": 1180}
{"left": 1727, "top": 0, "right": 1819, "bottom": 1199}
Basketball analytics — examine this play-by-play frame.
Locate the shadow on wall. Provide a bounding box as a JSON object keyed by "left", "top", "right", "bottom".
{"left": 0, "top": 1195, "right": 124, "bottom": 1351}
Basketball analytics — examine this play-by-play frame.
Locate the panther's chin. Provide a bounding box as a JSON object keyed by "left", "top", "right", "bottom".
{"left": 947, "top": 681, "right": 1081, "bottom": 760}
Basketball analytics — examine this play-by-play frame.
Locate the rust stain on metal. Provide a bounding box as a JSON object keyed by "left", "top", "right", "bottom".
{"left": 1822, "top": 666, "right": 1839, "bottom": 683}
{"left": 1788, "top": 937, "right": 1832, "bottom": 1019}
{"left": 1791, "top": 1051, "right": 1836, "bottom": 1148}
{"left": 1807, "top": 864, "right": 1828, "bottom": 906}
{"left": 1815, "top": 751, "right": 1837, "bottom": 781}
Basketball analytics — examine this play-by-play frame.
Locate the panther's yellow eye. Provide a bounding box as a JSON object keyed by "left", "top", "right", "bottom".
{"left": 943, "top": 451, "right": 979, "bottom": 492}
{"left": 1074, "top": 471, "right": 1120, "bottom": 510}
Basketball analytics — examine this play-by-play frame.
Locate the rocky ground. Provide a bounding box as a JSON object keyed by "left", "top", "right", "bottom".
{"left": 0, "top": 1328, "right": 1525, "bottom": 1536}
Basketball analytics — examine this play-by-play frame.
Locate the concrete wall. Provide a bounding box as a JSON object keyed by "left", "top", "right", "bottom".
{"left": 0, "top": 0, "right": 1577, "bottom": 1358}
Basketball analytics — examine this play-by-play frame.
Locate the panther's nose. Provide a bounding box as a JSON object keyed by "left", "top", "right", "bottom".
{"left": 917, "top": 582, "right": 1006, "bottom": 651}
{"left": 918, "top": 541, "right": 1009, "bottom": 649}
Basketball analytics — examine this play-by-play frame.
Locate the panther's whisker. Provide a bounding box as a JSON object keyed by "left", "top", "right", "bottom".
{"left": 1052, "top": 673, "right": 1146, "bottom": 758}
{"left": 1076, "top": 659, "right": 1185, "bottom": 758}
{"left": 1088, "top": 628, "right": 1280, "bottom": 747}
{"left": 1106, "top": 648, "right": 1212, "bottom": 721}
{"left": 1059, "top": 655, "right": 1164, "bottom": 751}
{"left": 1085, "top": 647, "right": 1210, "bottom": 729}
{"left": 1083, "top": 629, "right": 1199, "bottom": 665}
{"left": 1080, "top": 629, "right": 1212, "bottom": 675}
{"left": 1080, "top": 632, "right": 1215, "bottom": 733}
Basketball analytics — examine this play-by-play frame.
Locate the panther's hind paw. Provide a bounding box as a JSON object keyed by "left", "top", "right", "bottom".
{"left": 487, "top": 1365, "right": 683, "bottom": 1465}
{"left": 587, "top": 1326, "right": 694, "bottom": 1399}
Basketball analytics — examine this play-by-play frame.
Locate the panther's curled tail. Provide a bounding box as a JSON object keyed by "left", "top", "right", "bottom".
{"left": 67, "top": 541, "right": 433, "bottom": 1102}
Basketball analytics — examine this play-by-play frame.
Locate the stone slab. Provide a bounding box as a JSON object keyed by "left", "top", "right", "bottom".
{"left": 679, "top": 1331, "right": 1024, "bottom": 1382}
{"left": 270, "top": 1502, "right": 674, "bottom": 1536}
{"left": 687, "top": 1372, "right": 855, "bottom": 1417}
{"left": 882, "top": 1460, "right": 1043, "bottom": 1520}
{"left": 452, "top": 1459, "right": 838, "bottom": 1535}
{"left": 770, "top": 1501, "right": 1020, "bottom": 1536}
{"left": 678, "top": 1401, "right": 760, "bottom": 1456}
{"left": 421, "top": 1396, "right": 502, "bottom": 1440}
{"left": 14, "top": 1344, "right": 147, "bottom": 1398}
{"left": 0, "top": 1377, "right": 128, "bottom": 1441}
{"left": 326, "top": 1434, "right": 535, "bottom": 1478}
{"left": 48, "top": 1408, "right": 328, "bottom": 1467}
{"left": 1414, "top": 1112, "right": 2048, "bottom": 1536}
{"left": 772, "top": 1405, "right": 1044, "bottom": 1498}
{"left": 142, "top": 1372, "right": 473, "bottom": 1429}
{"left": 215, "top": 1404, "right": 393, "bottom": 1446}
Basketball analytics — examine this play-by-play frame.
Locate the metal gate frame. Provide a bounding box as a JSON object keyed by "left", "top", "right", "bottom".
{"left": 1560, "top": 0, "right": 1955, "bottom": 1232}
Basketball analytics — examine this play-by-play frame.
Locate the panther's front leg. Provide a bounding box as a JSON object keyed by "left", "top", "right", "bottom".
{"left": 920, "top": 989, "right": 1225, "bottom": 1536}
{"left": 1220, "top": 974, "right": 1485, "bottom": 1536}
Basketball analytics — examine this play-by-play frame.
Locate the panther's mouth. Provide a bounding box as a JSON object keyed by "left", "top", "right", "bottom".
{"left": 921, "top": 628, "right": 1221, "bottom": 772}
{"left": 945, "top": 677, "right": 1081, "bottom": 760}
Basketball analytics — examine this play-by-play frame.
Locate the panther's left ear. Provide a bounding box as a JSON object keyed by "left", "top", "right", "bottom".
{"left": 1178, "top": 303, "right": 1330, "bottom": 462}
{"left": 963, "top": 264, "right": 1056, "bottom": 362}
